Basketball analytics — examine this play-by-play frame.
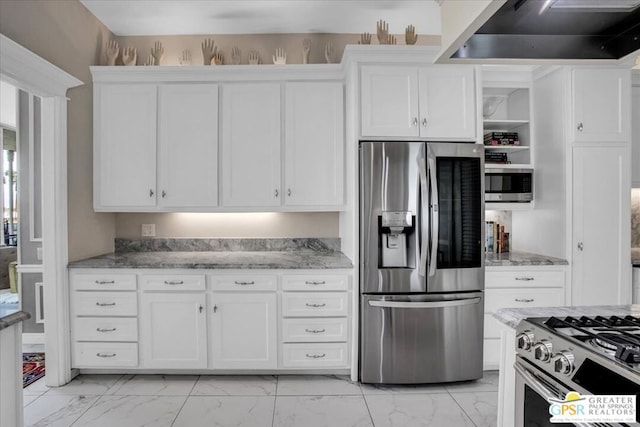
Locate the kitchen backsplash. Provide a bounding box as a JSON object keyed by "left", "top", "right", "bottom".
{"left": 631, "top": 189, "right": 640, "bottom": 247}
{"left": 114, "top": 237, "right": 341, "bottom": 253}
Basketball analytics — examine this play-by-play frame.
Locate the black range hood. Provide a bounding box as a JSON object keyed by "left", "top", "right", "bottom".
{"left": 452, "top": 0, "right": 640, "bottom": 60}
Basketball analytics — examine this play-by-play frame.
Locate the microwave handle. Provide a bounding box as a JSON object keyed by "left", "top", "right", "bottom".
{"left": 428, "top": 156, "right": 438, "bottom": 277}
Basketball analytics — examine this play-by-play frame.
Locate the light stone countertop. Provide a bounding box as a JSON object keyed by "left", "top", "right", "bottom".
{"left": 632, "top": 247, "right": 640, "bottom": 266}
{"left": 0, "top": 308, "right": 30, "bottom": 331}
{"left": 494, "top": 304, "right": 640, "bottom": 329}
{"left": 485, "top": 251, "right": 568, "bottom": 267}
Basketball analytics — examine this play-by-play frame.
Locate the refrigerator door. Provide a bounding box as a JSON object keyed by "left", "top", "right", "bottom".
{"left": 426, "top": 143, "right": 484, "bottom": 293}
{"left": 360, "top": 292, "right": 484, "bottom": 384}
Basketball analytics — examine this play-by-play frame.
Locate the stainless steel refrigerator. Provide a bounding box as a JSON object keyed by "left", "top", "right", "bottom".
{"left": 359, "top": 141, "right": 485, "bottom": 384}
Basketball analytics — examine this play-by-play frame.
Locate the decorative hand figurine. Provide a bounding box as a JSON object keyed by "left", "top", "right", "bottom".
{"left": 210, "top": 52, "right": 223, "bottom": 65}
{"left": 179, "top": 50, "right": 192, "bottom": 65}
{"left": 405, "top": 25, "right": 418, "bottom": 45}
{"left": 272, "top": 48, "right": 286, "bottom": 64}
{"left": 387, "top": 34, "right": 397, "bottom": 45}
{"left": 122, "top": 46, "right": 137, "bottom": 66}
{"left": 143, "top": 54, "right": 154, "bottom": 66}
{"left": 302, "top": 38, "right": 311, "bottom": 64}
{"left": 151, "top": 41, "right": 164, "bottom": 65}
{"left": 201, "top": 38, "right": 217, "bottom": 65}
{"left": 376, "top": 20, "right": 389, "bottom": 44}
{"left": 358, "top": 33, "right": 372, "bottom": 45}
{"left": 324, "top": 42, "right": 335, "bottom": 64}
{"left": 231, "top": 46, "right": 241, "bottom": 65}
{"left": 106, "top": 40, "right": 119, "bottom": 66}
{"left": 248, "top": 51, "right": 261, "bottom": 65}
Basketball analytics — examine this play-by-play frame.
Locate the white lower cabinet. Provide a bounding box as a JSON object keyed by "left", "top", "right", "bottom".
{"left": 140, "top": 292, "right": 207, "bottom": 369}
{"left": 211, "top": 292, "right": 277, "bottom": 369}
{"left": 483, "top": 266, "right": 566, "bottom": 370}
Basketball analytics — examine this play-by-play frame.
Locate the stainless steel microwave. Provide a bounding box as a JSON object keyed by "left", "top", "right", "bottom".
{"left": 485, "top": 168, "right": 533, "bottom": 202}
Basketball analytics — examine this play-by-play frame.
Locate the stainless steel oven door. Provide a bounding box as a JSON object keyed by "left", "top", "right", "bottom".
{"left": 514, "top": 360, "right": 625, "bottom": 427}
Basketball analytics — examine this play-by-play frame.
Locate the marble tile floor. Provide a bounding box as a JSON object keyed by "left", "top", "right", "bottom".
{"left": 23, "top": 372, "right": 498, "bottom": 427}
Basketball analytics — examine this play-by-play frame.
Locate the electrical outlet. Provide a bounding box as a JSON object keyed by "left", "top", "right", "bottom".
{"left": 141, "top": 224, "right": 156, "bottom": 237}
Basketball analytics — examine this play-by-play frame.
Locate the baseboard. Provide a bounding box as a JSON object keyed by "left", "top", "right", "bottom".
{"left": 22, "top": 333, "right": 45, "bottom": 345}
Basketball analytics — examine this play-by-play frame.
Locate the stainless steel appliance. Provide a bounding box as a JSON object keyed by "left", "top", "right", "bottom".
{"left": 485, "top": 168, "right": 533, "bottom": 203}
{"left": 515, "top": 315, "right": 640, "bottom": 427}
{"left": 359, "top": 141, "right": 485, "bottom": 384}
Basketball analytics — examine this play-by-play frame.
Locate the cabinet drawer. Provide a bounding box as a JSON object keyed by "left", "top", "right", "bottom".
{"left": 73, "top": 317, "right": 138, "bottom": 342}
{"left": 72, "top": 274, "right": 137, "bottom": 291}
{"left": 73, "top": 342, "right": 138, "bottom": 367}
{"left": 281, "top": 343, "right": 348, "bottom": 368}
{"left": 282, "top": 318, "right": 348, "bottom": 343}
{"left": 282, "top": 292, "right": 348, "bottom": 317}
{"left": 282, "top": 274, "right": 349, "bottom": 291}
{"left": 74, "top": 291, "right": 138, "bottom": 316}
{"left": 485, "top": 270, "right": 564, "bottom": 288}
{"left": 485, "top": 288, "right": 564, "bottom": 313}
{"left": 140, "top": 275, "right": 206, "bottom": 291}
{"left": 212, "top": 275, "right": 277, "bottom": 291}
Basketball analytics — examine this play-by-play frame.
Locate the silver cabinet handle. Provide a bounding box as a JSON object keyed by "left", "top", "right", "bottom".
{"left": 515, "top": 298, "right": 534, "bottom": 303}
{"left": 422, "top": 117, "right": 428, "bottom": 127}
{"left": 305, "top": 353, "right": 326, "bottom": 359}
{"left": 577, "top": 242, "right": 584, "bottom": 251}
{"left": 274, "top": 189, "right": 279, "bottom": 197}
{"left": 577, "top": 122, "right": 583, "bottom": 132}
{"left": 369, "top": 297, "right": 481, "bottom": 309}
{"left": 305, "top": 303, "right": 326, "bottom": 308}
{"left": 149, "top": 189, "right": 154, "bottom": 197}
{"left": 213, "top": 305, "right": 218, "bottom": 313}
{"left": 96, "top": 352, "right": 116, "bottom": 358}
{"left": 305, "top": 280, "right": 326, "bottom": 285}
{"left": 515, "top": 277, "right": 534, "bottom": 281}
{"left": 164, "top": 280, "right": 184, "bottom": 285}
{"left": 234, "top": 281, "right": 255, "bottom": 285}
{"left": 96, "top": 302, "right": 116, "bottom": 307}
{"left": 287, "top": 188, "right": 292, "bottom": 197}
{"left": 305, "top": 328, "right": 326, "bottom": 334}
{"left": 96, "top": 327, "right": 117, "bottom": 333}
{"left": 412, "top": 117, "right": 418, "bottom": 127}
{"left": 199, "top": 305, "right": 203, "bottom": 313}
{"left": 162, "top": 190, "right": 166, "bottom": 198}
{"left": 95, "top": 280, "right": 115, "bottom": 285}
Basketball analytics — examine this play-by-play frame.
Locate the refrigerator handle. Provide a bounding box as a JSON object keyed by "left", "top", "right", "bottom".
{"left": 418, "top": 158, "right": 428, "bottom": 277}
{"left": 428, "top": 156, "right": 439, "bottom": 277}
{"left": 368, "top": 297, "right": 481, "bottom": 309}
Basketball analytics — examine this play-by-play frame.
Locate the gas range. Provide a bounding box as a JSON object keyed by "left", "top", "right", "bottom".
{"left": 516, "top": 315, "right": 640, "bottom": 399}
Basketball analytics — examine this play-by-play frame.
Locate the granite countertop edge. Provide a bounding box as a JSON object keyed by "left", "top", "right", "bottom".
{"left": 493, "top": 304, "right": 640, "bottom": 329}
{"left": 485, "top": 251, "right": 568, "bottom": 267}
{"left": 0, "top": 310, "right": 31, "bottom": 331}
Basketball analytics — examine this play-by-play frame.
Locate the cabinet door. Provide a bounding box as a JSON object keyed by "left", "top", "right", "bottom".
{"left": 285, "top": 82, "right": 344, "bottom": 207}
{"left": 632, "top": 86, "right": 640, "bottom": 187}
{"left": 211, "top": 293, "right": 277, "bottom": 369}
{"left": 419, "top": 67, "right": 476, "bottom": 140}
{"left": 140, "top": 293, "right": 207, "bottom": 369}
{"left": 572, "top": 145, "right": 631, "bottom": 306}
{"left": 95, "top": 84, "right": 157, "bottom": 208}
{"left": 221, "top": 83, "right": 281, "bottom": 207}
{"left": 360, "top": 65, "right": 419, "bottom": 137}
{"left": 158, "top": 84, "right": 218, "bottom": 208}
{"left": 572, "top": 68, "right": 630, "bottom": 142}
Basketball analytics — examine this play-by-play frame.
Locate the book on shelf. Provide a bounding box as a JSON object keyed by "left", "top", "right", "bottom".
{"left": 484, "top": 131, "right": 520, "bottom": 146}
{"left": 485, "top": 221, "right": 510, "bottom": 254}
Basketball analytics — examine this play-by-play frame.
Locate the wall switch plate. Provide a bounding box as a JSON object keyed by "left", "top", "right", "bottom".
{"left": 141, "top": 224, "right": 156, "bottom": 237}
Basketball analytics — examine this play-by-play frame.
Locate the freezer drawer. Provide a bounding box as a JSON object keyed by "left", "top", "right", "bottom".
{"left": 360, "top": 292, "right": 484, "bottom": 384}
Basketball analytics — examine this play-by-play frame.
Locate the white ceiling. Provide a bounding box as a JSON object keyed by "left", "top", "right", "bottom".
{"left": 80, "top": 0, "right": 442, "bottom": 36}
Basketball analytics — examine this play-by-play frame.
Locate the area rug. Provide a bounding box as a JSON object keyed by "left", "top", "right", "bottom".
{"left": 23, "top": 352, "right": 45, "bottom": 388}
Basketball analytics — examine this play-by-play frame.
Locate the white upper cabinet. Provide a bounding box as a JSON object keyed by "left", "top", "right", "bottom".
{"left": 222, "top": 83, "right": 282, "bottom": 208}
{"left": 360, "top": 65, "right": 476, "bottom": 140}
{"left": 285, "top": 82, "right": 344, "bottom": 207}
{"left": 95, "top": 84, "right": 157, "bottom": 208}
{"left": 572, "top": 68, "right": 630, "bottom": 142}
{"left": 158, "top": 84, "right": 218, "bottom": 208}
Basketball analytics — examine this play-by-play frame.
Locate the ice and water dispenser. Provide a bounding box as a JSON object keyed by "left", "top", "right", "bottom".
{"left": 379, "top": 211, "right": 415, "bottom": 268}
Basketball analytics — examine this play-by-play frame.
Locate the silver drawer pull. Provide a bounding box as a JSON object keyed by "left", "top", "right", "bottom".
{"left": 515, "top": 277, "right": 535, "bottom": 281}
{"left": 234, "top": 281, "right": 255, "bottom": 285}
{"left": 515, "top": 298, "right": 534, "bottom": 303}
{"left": 96, "top": 327, "right": 117, "bottom": 333}
{"left": 96, "top": 352, "right": 116, "bottom": 358}
{"left": 305, "top": 303, "right": 326, "bottom": 308}
{"left": 95, "top": 280, "right": 115, "bottom": 285}
{"left": 96, "top": 302, "right": 116, "bottom": 307}
{"left": 305, "top": 280, "right": 326, "bottom": 285}
{"left": 164, "top": 280, "right": 184, "bottom": 285}
{"left": 305, "top": 353, "right": 326, "bottom": 359}
{"left": 305, "top": 328, "right": 326, "bottom": 334}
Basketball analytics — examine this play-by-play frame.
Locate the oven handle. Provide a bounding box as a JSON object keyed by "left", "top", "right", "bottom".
{"left": 368, "top": 297, "right": 480, "bottom": 309}
{"left": 514, "top": 362, "right": 559, "bottom": 402}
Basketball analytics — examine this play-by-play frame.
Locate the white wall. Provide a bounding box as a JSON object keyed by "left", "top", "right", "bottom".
{"left": 0, "top": 81, "right": 16, "bottom": 128}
